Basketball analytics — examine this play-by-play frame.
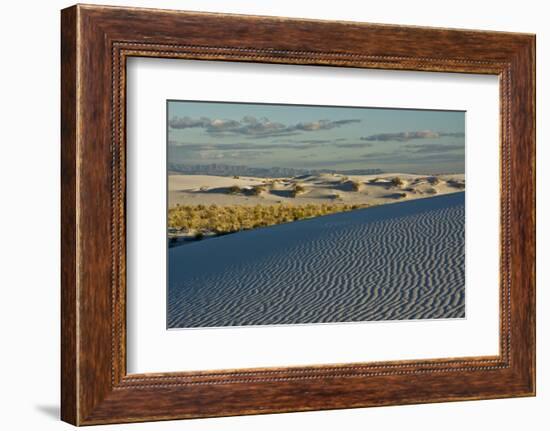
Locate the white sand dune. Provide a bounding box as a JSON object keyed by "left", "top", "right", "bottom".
{"left": 168, "top": 192, "right": 465, "bottom": 328}
{"left": 168, "top": 173, "right": 465, "bottom": 208}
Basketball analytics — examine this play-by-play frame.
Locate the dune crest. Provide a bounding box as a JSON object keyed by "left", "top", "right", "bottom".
{"left": 169, "top": 172, "right": 465, "bottom": 207}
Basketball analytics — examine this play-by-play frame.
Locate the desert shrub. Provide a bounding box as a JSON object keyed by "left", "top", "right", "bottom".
{"left": 390, "top": 177, "right": 403, "bottom": 187}
{"left": 227, "top": 185, "right": 241, "bottom": 195}
{"left": 447, "top": 180, "right": 465, "bottom": 189}
{"left": 251, "top": 185, "right": 266, "bottom": 195}
{"left": 233, "top": 175, "right": 240, "bottom": 179}
{"left": 427, "top": 176, "right": 440, "bottom": 185}
{"left": 396, "top": 192, "right": 407, "bottom": 198}
{"left": 168, "top": 203, "right": 367, "bottom": 238}
{"left": 291, "top": 184, "right": 306, "bottom": 198}
{"left": 350, "top": 180, "right": 362, "bottom": 191}
{"left": 425, "top": 187, "right": 438, "bottom": 194}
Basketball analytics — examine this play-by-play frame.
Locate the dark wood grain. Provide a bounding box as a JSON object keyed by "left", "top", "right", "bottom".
{"left": 61, "top": 4, "right": 535, "bottom": 425}
{"left": 60, "top": 6, "right": 78, "bottom": 425}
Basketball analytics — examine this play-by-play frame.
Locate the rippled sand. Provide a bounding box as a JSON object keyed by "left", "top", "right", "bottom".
{"left": 168, "top": 192, "right": 465, "bottom": 328}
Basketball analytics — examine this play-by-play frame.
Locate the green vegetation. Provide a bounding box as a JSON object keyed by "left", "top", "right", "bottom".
{"left": 168, "top": 203, "right": 366, "bottom": 236}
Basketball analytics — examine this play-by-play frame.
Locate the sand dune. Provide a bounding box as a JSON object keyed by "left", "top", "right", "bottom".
{"left": 168, "top": 173, "right": 465, "bottom": 208}
{"left": 168, "top": 192, "right": 465, "bottom": 328}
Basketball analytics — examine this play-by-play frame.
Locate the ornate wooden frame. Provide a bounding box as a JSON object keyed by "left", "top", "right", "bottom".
{"left": 61, "top": 4, "right": 535, "bottom": 425}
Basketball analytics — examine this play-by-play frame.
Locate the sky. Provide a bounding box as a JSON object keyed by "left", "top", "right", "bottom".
{"left": 167, "top": 100, "right": 465, "bottom": 174}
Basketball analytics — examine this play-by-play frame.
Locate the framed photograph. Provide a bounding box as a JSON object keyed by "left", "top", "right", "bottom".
{"left": 61, "top": 4, "right": 535, "bottom": 425}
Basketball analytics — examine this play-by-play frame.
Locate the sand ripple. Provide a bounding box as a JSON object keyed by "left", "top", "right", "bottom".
{"left": 168, "top": 192, "right": 465, "bottom": 328}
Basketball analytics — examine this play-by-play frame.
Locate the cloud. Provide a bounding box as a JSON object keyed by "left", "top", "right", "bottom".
{"left": 196, "top": 150, "right": 225, "bottom": 160}
{"left": 335, "top": 142, "right": 374, "bottom": 148}
{"left": 169, "top": 117, "right": 242, "bottom": 130}
{"left": 290, "top": 119, "right": 360, "bottom": 132}
{"left": 361, "top": 151, "right": 397, "bottom": 161}
{"left": 224, "top": 150, "right": 274, "bottom": 159}
{"left": 360, "top": 130, "right": 464, "bottom": 142}
{"left": 193, "top": 149, "right": 273, "bottom": 160}
{"left": 361, "top": 150, "right": 464, "bottom": 164}
{"left": 169, "top": 115, "right": 360, "bottom": 138}
{"left": 298, "top": 149, "right": 464, "bottom": 169}
{"left": 298, "top": 158, "right": 369, "bottom": 168}
{"left": 404, "top": 143, "right": 464, "bottom": 153}
{"left": 409, "top": 153, "right": 464, "bottom": 162}
{"left": 294, "top": 139, "right": 332, "bottom": 144}
{"left": 440, "top": 132, "right": 466, "bottom": 138}
{"left": 169, "top": 138, "right": 375, "bottom": 151}
{"left": 169, "top": 141, "right": 316, "bottom": 151}
{"left": 168, "top": 117, "right": 210, "bottom": 129}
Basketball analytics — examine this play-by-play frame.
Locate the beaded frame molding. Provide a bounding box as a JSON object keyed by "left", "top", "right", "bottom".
{"left": 61, "top": 4, "right": 535, "bottom": 425}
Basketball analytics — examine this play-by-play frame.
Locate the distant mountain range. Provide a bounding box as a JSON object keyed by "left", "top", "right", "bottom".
{"left": 168, "top": 163, "right": 384, "bottom": 178}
